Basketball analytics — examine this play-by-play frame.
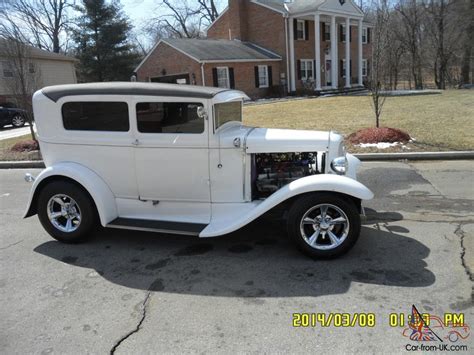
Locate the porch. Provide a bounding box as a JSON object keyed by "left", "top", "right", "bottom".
{"left": 287, "top": 3, "right": 368, "bottom": 93}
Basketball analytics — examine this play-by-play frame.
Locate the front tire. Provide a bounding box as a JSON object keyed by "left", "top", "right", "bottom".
{"left": 11, "top": 115, "right": 25, "bottom": 127}
{"left": 37, "top": 181, "right": 97, "bottom": 243}
{"left": 287, "top": 193, "right": 361, "bottom": 259}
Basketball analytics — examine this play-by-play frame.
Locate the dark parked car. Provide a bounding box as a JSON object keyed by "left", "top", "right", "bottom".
{"left": 0, "top": 103, "right": 27, "bottom": 128}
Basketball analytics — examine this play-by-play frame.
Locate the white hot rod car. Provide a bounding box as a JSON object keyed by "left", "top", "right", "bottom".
{"left": 24, "top": 82, "right": 373, "bottom": 258}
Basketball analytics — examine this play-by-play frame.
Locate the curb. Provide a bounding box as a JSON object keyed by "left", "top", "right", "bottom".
{"left": 354, "top": 151, "right": 474, "bottom": 161}
{"left": 0, "top": 151, "right": 473, "bottom": 169}
{"left": 0, "top": 161, "right": 45, "bottom": 169}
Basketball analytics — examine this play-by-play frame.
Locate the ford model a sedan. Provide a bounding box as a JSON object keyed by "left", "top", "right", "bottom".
{"left": 24, "top": 82, "right": 373, "bottom": 258}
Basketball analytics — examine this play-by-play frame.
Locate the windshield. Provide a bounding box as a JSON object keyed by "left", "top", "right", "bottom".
{"left": 214, "top": 101, "right": 242, "bottom": 130}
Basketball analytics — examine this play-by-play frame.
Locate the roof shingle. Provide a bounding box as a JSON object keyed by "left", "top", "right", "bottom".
{"left": 163, "top": 38, "right": 281, "bottom": 62}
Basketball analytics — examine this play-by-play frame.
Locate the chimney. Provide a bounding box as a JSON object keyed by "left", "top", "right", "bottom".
{"left": 228, "top": 0, "right": 248, "bottom": 41}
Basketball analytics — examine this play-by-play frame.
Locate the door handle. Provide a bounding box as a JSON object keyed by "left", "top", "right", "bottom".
{"left": 132, "top": 139, "right": 139, "bottom": 146}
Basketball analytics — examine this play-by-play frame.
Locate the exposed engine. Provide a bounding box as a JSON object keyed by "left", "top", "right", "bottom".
{"left": 252, "top": 152, "right": 325, "bottom": 199}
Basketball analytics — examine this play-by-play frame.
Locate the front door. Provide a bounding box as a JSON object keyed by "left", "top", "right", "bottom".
{"left": 325, "top": 59, "right": 332, "bottom": 87}
{"left": 132, "top": 97, "right": 211, "bottom": 224}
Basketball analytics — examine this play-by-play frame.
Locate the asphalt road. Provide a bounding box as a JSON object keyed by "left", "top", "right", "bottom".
{"left": 1, "top": 161, "right": 473, "bottom": 354}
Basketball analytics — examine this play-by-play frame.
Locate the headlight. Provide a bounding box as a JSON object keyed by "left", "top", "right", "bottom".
{"left": 331, "top": 156, "right": 347, "bottom": 175}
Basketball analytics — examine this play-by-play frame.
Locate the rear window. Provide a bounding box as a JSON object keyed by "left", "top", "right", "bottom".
{"left": 62, "top": 102, "right": 129, "bottom": 131}
{"left": 136, "top": 102, "right": 204, "bottom": 134}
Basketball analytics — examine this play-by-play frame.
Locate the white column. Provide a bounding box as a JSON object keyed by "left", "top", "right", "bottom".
{"left": 358, "top": 18, "right": 363, "bottom": 86}
{"left": 314, "top": 13, "right": 321, "bottom": 91}
{"left": 345, "top": 17, "right": 351, "bottom": 88}
{"left": 330, "top": 15, "right": 337, "bottom": 89}
{"left": 289, "top": 17, "right": 296, "bottom": 92}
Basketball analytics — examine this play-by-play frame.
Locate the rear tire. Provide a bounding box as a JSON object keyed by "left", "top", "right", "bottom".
{"left": 287, "top": 192, "right": 361, "bottom": 259}
{"left": 37, "top": 181, "right": 97, "bottom": 243}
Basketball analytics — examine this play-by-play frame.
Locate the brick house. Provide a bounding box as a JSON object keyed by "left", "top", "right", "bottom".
{"left": 135, "top": 0, "right": 372, "bottom": 99}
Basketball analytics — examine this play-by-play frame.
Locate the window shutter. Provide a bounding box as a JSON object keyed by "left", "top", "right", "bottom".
{"left": 293, "top": 19, "right": 298, "bottom": 40}
{"left": 340, "top": 60, "right": 343, "bottom": 77}
{"left": 304, "top": 20, "right": 309, "bottom": 40}
{"left": 297, "top": 60, "right": 301, "bottom": 80}
{"left": 367, "top": 59, "right": 370, "bottom": 76}
{"left": 349, "top": 26, "right": 352, "bottom": 42}
{"left": 321, "top": 22, "right": 326, "bottom": 41}
{"left": 350, "top": 59, "right": 352, "bottom": 77}
{"left": 212, "top": 68, "right": 218, "bottom": 87}
{"left": 268, "top": 66, "right": 273, "bottom": 87}
{"left": 340, "top": 25, "right": 343, "bottom": 42}
{"left": 367, "top": 28, "right": 371, "bottom": 43}
{"left": 314, "top": 59, "right": 316, "bottom": 78}
{"left": 229, "top": 67, "right": 235, "bottom": 89}
{"left": 254, "top": 66, "right": 260, "bottom": 88}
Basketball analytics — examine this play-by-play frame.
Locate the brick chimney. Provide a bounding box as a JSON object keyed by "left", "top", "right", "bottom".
{"left": 228, "top": 0, "right": 248, "bottom": 40}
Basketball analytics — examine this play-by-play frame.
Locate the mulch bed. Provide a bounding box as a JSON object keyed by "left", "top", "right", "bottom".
{"left": 10, "top": 139, "right": 39, "bottom": 152}
{"left": 346, "top": 127, "right": 411, "bottom": 144}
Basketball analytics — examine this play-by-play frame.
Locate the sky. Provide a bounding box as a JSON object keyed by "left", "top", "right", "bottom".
{"left": 121, "top": 0, "right": 156, "bottom": 25}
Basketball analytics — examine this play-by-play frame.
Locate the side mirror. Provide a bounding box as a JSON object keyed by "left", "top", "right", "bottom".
{"left": 197, "top": 106, "right": 207, "bottom": 120}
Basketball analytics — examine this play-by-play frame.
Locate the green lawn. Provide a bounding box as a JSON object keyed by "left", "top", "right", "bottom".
{"left": 243, "top": 90, "right": 474, "bottom": 152}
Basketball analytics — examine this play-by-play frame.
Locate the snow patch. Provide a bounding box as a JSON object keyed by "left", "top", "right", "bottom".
{"left": 357, "top": 141, "right": 412, "bottom": 150}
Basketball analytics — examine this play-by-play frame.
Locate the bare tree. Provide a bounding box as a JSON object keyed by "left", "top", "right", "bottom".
{"left": 367, "top": 0, "right": 391, "bottom": 127}
{"left": 395, "top": 0, "right": 425, "bottom": 89}
{"left": 422, "top": 0, "right": 464, "bottom": 89}
{"left": 0, "top": 37, "right": 41, "bottom": 141}
{"left": 460, "top": 0, "right": 473, "bottom": 85}
{"left": 146, "top": 0, "right": 222, "bottom": 39}
{"left": 0, "top": 0, "right": 74, "bottom": 53}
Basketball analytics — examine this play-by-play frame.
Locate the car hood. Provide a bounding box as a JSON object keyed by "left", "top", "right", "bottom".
{"left": 245, "top": 127, "right": 340, "bottom": 153}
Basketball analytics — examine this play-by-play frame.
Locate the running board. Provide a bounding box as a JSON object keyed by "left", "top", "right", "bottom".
{"left": 106, "top": 217, "right": 207, "bottom": 236}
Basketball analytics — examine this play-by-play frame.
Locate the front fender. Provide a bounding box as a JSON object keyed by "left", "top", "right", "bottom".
{"left": 24, "top": 162, "right": 118, "bottom": 226}
{"left": 200, "top": 174, "right": 373, "bottom": 237}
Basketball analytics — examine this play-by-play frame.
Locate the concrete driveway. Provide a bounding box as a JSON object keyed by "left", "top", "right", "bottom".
{"left": 0, "top": 161, "right": 473, "bottom": 353}
{"left": 0, "top": 125, "right": 32, "bottom": 141}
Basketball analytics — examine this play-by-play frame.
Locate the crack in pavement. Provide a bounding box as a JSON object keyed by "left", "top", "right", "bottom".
{"left": 110, "top": 291, "right": 152, "bottom": 354}
{"left": 0, "top": 240, "right": 23, "bottom": 250}
{"left": 455, "top": 223, "right": 473, "bottom": 283}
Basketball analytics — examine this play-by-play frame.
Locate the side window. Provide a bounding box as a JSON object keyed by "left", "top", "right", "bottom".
{"left": 62, "top": 102, "right": 129, "bottom": 131}
{"left": 136, "top": 102, "right": 204, "bottom": 134}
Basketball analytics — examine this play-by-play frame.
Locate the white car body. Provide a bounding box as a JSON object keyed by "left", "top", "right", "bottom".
{"left": 24, "top": 82, "right": 373, "bottom": 242}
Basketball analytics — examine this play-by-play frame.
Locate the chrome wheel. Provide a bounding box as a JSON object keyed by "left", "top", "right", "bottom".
{"left": 47, "top": 194, "right": 82, "bottom": 233}
{"left": 299, "top": 203, "right": 350, "bottom": 250}
{"left": 12, "top": 115, "right": 25, "bottom": 127}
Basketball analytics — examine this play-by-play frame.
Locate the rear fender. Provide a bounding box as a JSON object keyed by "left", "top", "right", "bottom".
{"left": 24, "top": 162, "right": 118, "bottom": 226}
{"left": 200, "top": 174, "right": 373, "bottom": 237}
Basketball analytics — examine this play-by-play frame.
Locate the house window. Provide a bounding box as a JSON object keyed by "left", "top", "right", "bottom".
{"left": 258, "top": 65, "right": 269, "bottom": 88}
{"left": 136, "top": 102, "right": 204, "bottom": 134}
{"left": 2, "top": 61, "right": 13, "bottom": 77}
{"left": 342, "top": 59, "right": 346, "bottom": 78}
{"left": 216, "top": 67, "right": 230, "bottom": 88}
{"left": 362, "top": 59, "right": 368, "bottom": 77}
{"left": 341, "top": 25, "right": 346, "bottom": 43}
{"left": 324, "top": 23, "right": 330, "bottom": 41}
{"left": 300, "top": 59, "right": 314, "bottom": 81}
{"left": 362, "top": 27, "right": 368, "bottom": 44}
{"left": 28, "top": 63, "right": 35, "bottom": 74}
{"left": 296, "top": 20, "right": 305, "bottom": 40}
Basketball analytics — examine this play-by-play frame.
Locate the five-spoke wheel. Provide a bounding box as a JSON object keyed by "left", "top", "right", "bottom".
{"left": 38, "top": 180, "right": 97, "bottom": 243}
{"left": 47, "top": 194, "right": 82, "bottom": 233}
{"left": 287, "top": 193, "right": 361, "bottom": 259}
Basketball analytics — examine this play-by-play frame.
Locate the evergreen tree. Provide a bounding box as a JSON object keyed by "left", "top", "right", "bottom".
{"left": 74, "top": 0, "right": 140, "bottom": 82}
